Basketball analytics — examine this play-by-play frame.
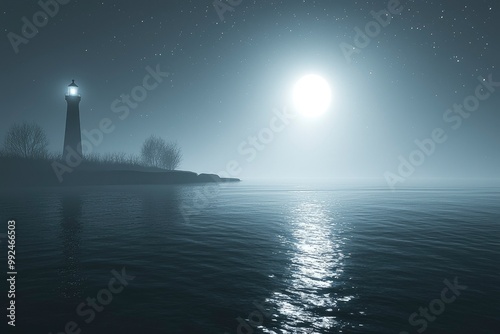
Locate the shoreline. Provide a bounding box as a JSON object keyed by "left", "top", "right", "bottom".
{"left": 0, "top": 157, "right": 240, "bottom": 187}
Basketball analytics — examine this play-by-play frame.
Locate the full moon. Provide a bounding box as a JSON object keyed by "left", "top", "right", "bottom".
{"left": 292, "top": 74, "right": 332, "bottom": 117}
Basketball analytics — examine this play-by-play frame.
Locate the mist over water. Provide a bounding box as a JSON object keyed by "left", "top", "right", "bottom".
{"left": 2, "top": 182, "right": 499, "bottom": 333}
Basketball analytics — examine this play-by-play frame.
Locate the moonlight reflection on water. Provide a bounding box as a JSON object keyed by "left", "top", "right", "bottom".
{"left": 266, "top": 196, "right": 352, "bottom": 333}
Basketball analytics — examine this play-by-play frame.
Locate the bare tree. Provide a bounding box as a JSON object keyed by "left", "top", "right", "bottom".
{"left": 141, "top": 135, "right": 182, "bottom": 170}
{"left": 160, "top": 141, "right": 182, "bottom": 170}
{"left": 3, "top": 122, "right": 49, "bottom": 159}
{"left": 141, "top": 135, "right": 163, "bottom": 168}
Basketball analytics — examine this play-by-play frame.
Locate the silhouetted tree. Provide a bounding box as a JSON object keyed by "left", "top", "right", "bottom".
{"left": 141, "top": 135, "right": 163, "bottom": 167}
{"left": 160, "top": 141, "right": 182, "bottom": 170}
{"left": 141, "top": 135, "right": 182, "bottom": 170}
{"left": 3, "top": 122, "right": 49, "bottom": 159}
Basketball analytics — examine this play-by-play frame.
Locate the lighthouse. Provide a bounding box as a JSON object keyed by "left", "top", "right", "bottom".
{"left": 63, "top": 80, "right": 82, "bottom": 160}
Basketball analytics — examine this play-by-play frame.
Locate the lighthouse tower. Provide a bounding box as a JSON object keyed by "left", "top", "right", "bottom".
{"left": 63, "top": 80, "right": 82, "bottom": 160}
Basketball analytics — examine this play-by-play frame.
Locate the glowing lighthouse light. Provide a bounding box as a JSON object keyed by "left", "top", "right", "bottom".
{"left": 67, "top": 80, "right": 79, "bottom": 96}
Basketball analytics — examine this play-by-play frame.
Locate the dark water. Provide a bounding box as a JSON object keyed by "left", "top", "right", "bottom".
{"left": 1, "top": 183, "right": 499, "bottom": 333}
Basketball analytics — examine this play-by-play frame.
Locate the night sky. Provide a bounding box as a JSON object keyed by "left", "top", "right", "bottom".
{"left": 1, "top": 0, "right": 498, "bottom": 181}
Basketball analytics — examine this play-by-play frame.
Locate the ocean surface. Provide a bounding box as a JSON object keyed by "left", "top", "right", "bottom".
{"left": 1, "top": 182, "right": 499, "bottom": 333}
